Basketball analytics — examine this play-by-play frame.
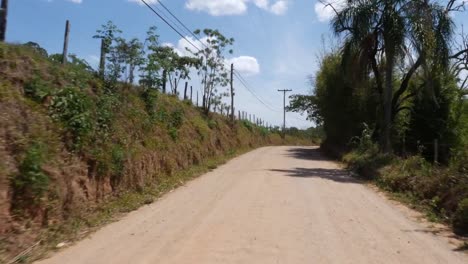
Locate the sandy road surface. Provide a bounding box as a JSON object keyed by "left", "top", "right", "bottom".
{"left": 37, "top": 146, "right": 467, "bottom": 264}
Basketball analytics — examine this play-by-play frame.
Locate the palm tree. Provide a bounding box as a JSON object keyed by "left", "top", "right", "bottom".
{"left": 330, "top": 0, "right": 455, "bottom": 153}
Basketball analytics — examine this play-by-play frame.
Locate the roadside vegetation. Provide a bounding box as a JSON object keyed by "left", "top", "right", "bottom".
{"left": 0, "top": 23, "right": 318, "bottom": 262}
{"left": 289, "top": 0, "right": 468, "bottom": 236}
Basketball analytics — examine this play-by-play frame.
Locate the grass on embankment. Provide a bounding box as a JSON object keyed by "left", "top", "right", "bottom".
{"left": 0, "top": 43, "right": 317, "bottom": 263}
{"left": 338, "top": 145, "right": 468, "bottom": 238}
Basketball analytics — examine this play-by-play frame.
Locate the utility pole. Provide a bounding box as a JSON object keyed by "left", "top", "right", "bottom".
{"left": 278, "top": 89, "right": 292, "bottom": 138}
{"left": 230, "top": 63, "right": 235, "bottom": 122}
{"left": 0, "top": 0, "right": 7, "bottom": 42}
{"left": 0, "top": 0, "right": 8, "bottom": 42}
{"left": 62, "top": 20, "right": 70, "bottom": 65}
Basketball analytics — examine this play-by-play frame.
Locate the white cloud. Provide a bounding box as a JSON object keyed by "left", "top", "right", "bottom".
{"left": 270, "top": 0, "right": 288, "bottom": 15}
{"left": 165, "top": 37, "right": 260, "bottom": 76}
{"left": 185, "top": 0, "right": 289, "bottom": 16}
{"left": 173, "top": 36, "right": 208, "bottom": 57}
{"left": 227, "top": 56, "right": 260, "bottom": 76}
{"left": 314, "top": 0, "right": 345, "bottom": 22}
{"left": 185, "top": 0, "right": 249, "bottom": 16}
{"left": 68, "top": 0, "right": 82, "bottom": 3}
{"left": 127, "top": 0, "right": 158, "bottom": 5}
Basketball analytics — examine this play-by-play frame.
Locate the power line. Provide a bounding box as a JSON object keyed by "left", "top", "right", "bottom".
{"left": 233, "top": 71, "right": 281, "bottom": 112}
{"left": 140, "top": 0, "right": 201, "bottom": 52}
{"left": 155, "top": 0, "right": 209, "bottom": 50}
{"left": 233, "top": 70, "right": 282, "bottom": 112}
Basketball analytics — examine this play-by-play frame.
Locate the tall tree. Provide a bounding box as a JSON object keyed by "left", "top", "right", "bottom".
{"left": 330, "top": 0, "right": 458, "bottom": 153}
{"left": 151, "top": 46, "right": 198, "bottom": 95}
{"left": 192, "top": 29, "right": 234, "bottom": 113}
{"left": 93, "top": 21, "right": 122, "bottom": 78}
{"left": 140, "top": 26, "right": 162, "bottom": 89}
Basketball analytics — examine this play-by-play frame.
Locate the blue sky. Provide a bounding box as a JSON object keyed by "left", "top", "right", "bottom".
{"left": 5, "top": 0, "right": 468, "bottom": 129}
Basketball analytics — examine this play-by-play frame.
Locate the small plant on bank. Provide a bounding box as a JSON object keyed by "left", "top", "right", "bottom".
{"left": 12, "top": 143, "right": 49, "bottom": 205}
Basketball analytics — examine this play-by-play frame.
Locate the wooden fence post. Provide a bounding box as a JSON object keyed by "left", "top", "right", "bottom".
{"left": 434, "top": 139, "right": 439, "bottom": 164}
{"left": 184, "top": 82, "right": 188, "bottom": 100}
{"left": 0, "top": 0, "right": 8, "bottom": 42}
{"left": 62, "top": 20, "right": 70, "bottom": 65}
{"left": 190, "top": 86, "right": 193, "bottom": 102}
{"left": 99, "top": 39, "right": 106, "bottom": 77}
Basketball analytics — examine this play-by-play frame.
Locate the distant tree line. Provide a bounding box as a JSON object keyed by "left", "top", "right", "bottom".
{"left": 23, "top": 21, "right": 236, "bottom": 114}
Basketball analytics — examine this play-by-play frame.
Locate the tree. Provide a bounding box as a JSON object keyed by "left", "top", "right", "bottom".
{"left": 150, "top": 46, "right": 198, "bottom": 95}
{"left": 330, "top": 0, "right": 458, "bottom": 153}
{"left": 93, "top": 21, "right": 122, "bottom": 78}
{"left": 120, "top": 38, "right": 144, "bottom": 84}
{"left": 140, "top": 26, "right": 162, "bottom": 89}
{"left": 192, "top": 29, "right": 234, "bottom": 113}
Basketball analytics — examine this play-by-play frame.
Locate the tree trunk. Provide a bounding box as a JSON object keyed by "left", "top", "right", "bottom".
{"left": 382, "top": 52, "right": 394, "bottom": 153}
{"left": 129, "top": 65, "right": 135, "bottom": 84}
{"left": 162, "top": 69, "right": 167, "bottom": 93}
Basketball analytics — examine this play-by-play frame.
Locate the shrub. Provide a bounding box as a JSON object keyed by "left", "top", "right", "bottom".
{"left": 169, "top": 127, "right": 178, "bottom": 141}
{"left": 24, "top": 78, "right": 52, "bottom": 102}
{"left": 141, "top": 88, "right": 158, "bottom": 116}
{"left": 169, "top": 109, "right": 184, "bottom": 129}
{"left": 242, "top": 120, "right": 253, "bottom": 132}
{"left": 207, "top": 119, "right": 218, "bottom": 130}
{"left": 49, "top": 87, "right": 93, "bottom": 149}
{"left": 96, "top": 94, "right": 119, "bottom": 138}
{"left": 453, "top": 198, "right": 468, "bottom": 235}
{"left": 12, "top": 144, "right": 49, "bottom": 204}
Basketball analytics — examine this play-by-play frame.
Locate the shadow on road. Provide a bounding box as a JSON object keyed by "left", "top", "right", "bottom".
{"left": 284, "top": 147, "right": 330, "bottom": 161}
{"left": 273, "top": 147, "right": 359, "bottom": 184}
{"left": 270, "top": 168, "right": 359, "bottom": 184}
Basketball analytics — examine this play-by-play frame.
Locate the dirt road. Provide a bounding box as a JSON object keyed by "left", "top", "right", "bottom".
{"left": 37, "top": 146, "right": 467, "bottom": 264}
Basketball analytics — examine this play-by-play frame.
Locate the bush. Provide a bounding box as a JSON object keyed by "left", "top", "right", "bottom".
{"left": 141, "top": 88, "right": 158, "bottom": 116}
{"left": 49, "top": 87, "right": 93, "bottom": 149}
{"left": 170, "top": 109, "right": 184, "bottom": 129}
{"left": 13, "top": 144, "right": 49, "bottom": 204}
{"left": 453, "top": 198, "right": 468, "bottom": 235}
{"left": 207, "top": 119, "right": 218, "bottom": 130}
{"left": 24, "top": 78, "right": 52, "bottom": 102}
{"left": 242, "top": 120, "right": 253, "bottom": 132}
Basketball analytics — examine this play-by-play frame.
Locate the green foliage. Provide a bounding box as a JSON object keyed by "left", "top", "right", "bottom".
{"left": 453, "top": 198, "right": 468, "bottom": 235}
{"left": 169, "top": 109, "right": 184, "bottom": 129}
{"left": 169, "top": 127, "right": 178, "bottom": 141}
{"left": 207, "top": 119, "right": 218, "bottom": 130}
{"left": 141, "top": 88, "right": 159, "bottom": 117}
{"left": 24, "top": 78, "right": 52, "bottom": 102}
{"left": 350, "top": 123, "right": 377, "bottom": 154}
{"left": 193, "top": 28, "right": 234, "bottom": 113}
{"left": 241, "top": 120, "right": 253, "bottom": 132}
{"left": 95, "top": 93, "right": 120, "bottom": 138}
{"left": 139, "top": 26, "right": 162, "bottom": 89}
{"left": 13, "top": 143, "right": 49, "bottom": 203}
{"left": 22, "top": 42, "right": 48, "bottom": 57}
{"left": 110, "top": 145, "right": 126, "bottom": 178}
{"left": 49, "top": 87, "right": 93, "bottom": 149}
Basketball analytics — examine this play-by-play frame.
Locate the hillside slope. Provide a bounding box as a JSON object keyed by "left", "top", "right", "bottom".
{"left": 0, "top": 43, "right": 313, "bottom": 261}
